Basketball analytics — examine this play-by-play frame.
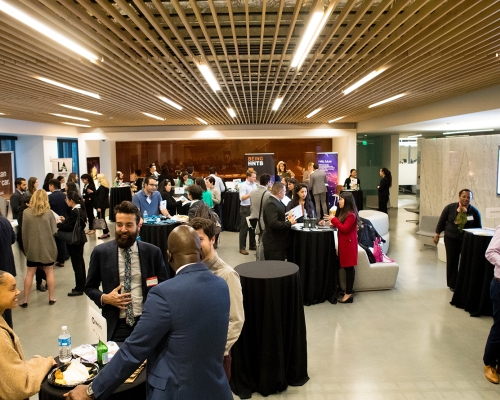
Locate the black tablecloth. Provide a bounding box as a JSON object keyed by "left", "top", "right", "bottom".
{"left": 140, "top": 222, "right": 181, "bottom": 279}
{"left": 450, "top": 231, "right": 494, "bottom": 317}
{"left": 109, "top": 187, "right": 133, "bottom": 222}
{"left": 230, "top": 261, "right": 309, "bottom": 398}
{"left": 222, "top": 191, "right": 240, "bottom": 232}
{"left": 288, "top": 228, "right": 338, "bottom": 305}
{"left": 341, "top": 189, "right": 363, "bottom": 211}
{"left": 39, "top": 352, "right": 146, "bottom": 400}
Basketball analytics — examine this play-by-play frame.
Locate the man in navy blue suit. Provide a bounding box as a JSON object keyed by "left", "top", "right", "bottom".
{"left": 48, "top": 178, "right": 68, "bottom": 267}
{"left": 68, "top": 225, "right": 232, "bottom": 400}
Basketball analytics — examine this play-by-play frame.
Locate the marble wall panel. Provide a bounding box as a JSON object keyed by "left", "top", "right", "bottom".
{"left": 420, "top": 134, "right": 500, "bottom": 228}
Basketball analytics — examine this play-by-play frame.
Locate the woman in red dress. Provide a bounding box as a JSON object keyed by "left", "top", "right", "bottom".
{"left": 330, "top": 192, "right": 359, "bottom": 303}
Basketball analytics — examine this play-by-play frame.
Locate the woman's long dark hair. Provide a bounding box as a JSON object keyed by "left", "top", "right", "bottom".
{"left": 66, "top": 190, "right": 87, "bottom": 221}
{"left": 290, "top": 184, "right": 315, "bottom": 217}
{"left": 337, "top": 192, "right": 360, "bottom": 225}
{"left": 179, "top": 171, "right": 189, "bottom": 187}
{"left": 381, "top": 167, "right": 392, "bottom": 187}
{"left": 195, "top": 177, "right": 207, "bottom": 191}
{"left": 42, "top": 173, "right": 54, "bottom": 191}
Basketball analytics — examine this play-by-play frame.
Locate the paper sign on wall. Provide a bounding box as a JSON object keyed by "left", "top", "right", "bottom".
{"left": 89, "top": 306, "right": 107, "bottom": 342}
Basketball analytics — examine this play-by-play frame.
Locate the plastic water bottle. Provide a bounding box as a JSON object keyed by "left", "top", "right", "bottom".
{"left": 143, "top": 210, "right": 148, "bottom": 221}
{"left": 58, "top": 326, "right": 72, "bottom": 363}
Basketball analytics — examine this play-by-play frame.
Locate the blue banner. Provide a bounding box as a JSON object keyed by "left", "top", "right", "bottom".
{"left": 317, "top": 152, "right": 338, "bottom": 208}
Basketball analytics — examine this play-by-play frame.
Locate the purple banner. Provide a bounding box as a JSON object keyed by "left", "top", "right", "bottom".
{"left": 317, "top": 152, "right": 338, "bottom": 208}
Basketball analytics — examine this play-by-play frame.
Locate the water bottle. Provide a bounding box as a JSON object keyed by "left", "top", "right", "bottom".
{"left": 143, "top": 210, "right": 148, "bottom": 221}
{"left": 58, "top": 326, "right": 72, "bottom": 363}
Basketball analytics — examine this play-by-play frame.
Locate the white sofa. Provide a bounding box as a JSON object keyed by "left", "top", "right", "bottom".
{"left": 359, "top": 209, "right": 390, "bottom": 254}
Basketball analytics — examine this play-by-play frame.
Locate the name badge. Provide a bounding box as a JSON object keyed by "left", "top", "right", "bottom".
{"left": 467, "top": 215, "right": 474, "bottom": 221}
{"left": 146, "top": 277, "right": 158, "bottom": 287}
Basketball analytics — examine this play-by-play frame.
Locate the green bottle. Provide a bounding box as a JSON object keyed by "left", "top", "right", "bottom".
{"left": 96, "top": 339, "right": 108, "bottom": 368}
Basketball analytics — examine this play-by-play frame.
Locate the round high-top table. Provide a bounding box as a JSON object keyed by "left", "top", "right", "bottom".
{"left": 222, "top": 191, "right": 240, "bottom": 232}
{"left": 340, "top": 189, "right": 363, "bottom": 211}
{"left": 288, "top": 225, "right": 338, "bottom": 305}
{"left": 140, "top": 221, "right": 182, "bottom": 279}
{"left": 230, "top": 261, "right": 309, "bottom": 399}
{"left": 450, "top": 230, "right": 494, "bottom": 317}
{"left": 109, "top": 186, "right": 133, "bottom": 222}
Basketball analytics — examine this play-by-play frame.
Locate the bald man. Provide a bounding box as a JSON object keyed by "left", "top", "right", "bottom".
{"left": 67, "top": 225, "right": 232, "bottom": 400}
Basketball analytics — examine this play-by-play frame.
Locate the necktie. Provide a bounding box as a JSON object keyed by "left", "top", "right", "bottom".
{"left": 124, "top": 248, "right": 135, "bottom": 327}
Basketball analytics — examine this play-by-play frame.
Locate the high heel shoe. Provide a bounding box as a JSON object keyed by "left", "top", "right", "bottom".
{"left": 19, "top": 302, "right": 28, "bottom": 308}
{"left": 339, "top": 295, "right": 354, "bottom": 303}
{"left": 49, "top": 299, "right": 57, "bottom": 305}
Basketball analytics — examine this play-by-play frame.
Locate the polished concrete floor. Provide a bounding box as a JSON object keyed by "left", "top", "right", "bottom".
{"left": 11, "top": 195, "right": 500, "bottom": 399}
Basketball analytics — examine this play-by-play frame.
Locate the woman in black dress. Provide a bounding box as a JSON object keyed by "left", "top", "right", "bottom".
{"left": 160, "top": 179, "right": 180, "bottom": 216}
{"left": 95, "top": 174, "right": 110, "bottom": 239}
{"left": 286, "top": 183, "right": 315, "bottom": 222}
{"left": 377, "top": 168, "right": 392, "bottom": 214}
{"left": 57, "top": 191, "right": 87, "bottom": 296}
{"left": 81, "top": 174, "right": 96, "bottom": 234}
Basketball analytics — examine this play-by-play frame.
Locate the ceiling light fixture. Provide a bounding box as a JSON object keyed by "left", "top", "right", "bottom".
{"left": 158, "top": 96, "right": 182, "bottom": 111}
{"left": 328, "top": 116, "right": 345, "bottom": 123}
{"left": 227, "top": 108, "right": 236, "bottom": 118}
{"left": 443, "top": 129, "right": 494, "bottom": 135}
{"left": 291, "top": 2, "right": 334, "bottom": 69}
{"left": 61, "top": 122, "right": 91, "bottom": 128}
{"left": 272, "top": 97, "right": 283, "bottom": 111}
{"left": 196, "top": 117, "right": 208, "bottom": 125}
{"left": 60, "top": 104, "right": 102, "bottom": 115}
{"left": 0, "top": 0, "right": 99, "bottom": 63}
{"left": 50, "top": 113, "right": 89, "bottom": 121}
{"left": 36, "top": 77, "right": 100, "bottom": 99}
{"left": 0, "top": 112, "right": 4, "bottom": 115}
{"left": 306, "top": 108, "right": 322, "bottom": 118}
{"left": 197, "top": 61, "right": 221, "bottom": 91}
{"left": 343, "top": 69, "right": 386, "bottom": 95}
{"left": 407, "top": 134, "right": 422, "bottom": 138}
{"left": 142, "top": 112, "right": 165, "bottom": 121}
{"left": 368, "top": 93, "right": 406, "bottom": 108}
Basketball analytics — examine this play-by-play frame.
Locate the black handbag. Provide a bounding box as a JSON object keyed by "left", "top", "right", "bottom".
{"left": 92, "top": 218, "right": 107, "bottom": 230}
{"left": 55, "top": 209, "right": 87, "bottom": 245}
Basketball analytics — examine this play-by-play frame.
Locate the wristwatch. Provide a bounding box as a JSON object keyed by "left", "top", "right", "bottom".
{"left": 86, "top": 383, "right": 95, "bottom": 399}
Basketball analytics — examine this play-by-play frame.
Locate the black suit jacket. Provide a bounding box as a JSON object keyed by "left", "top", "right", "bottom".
{"left": 0, "top": 216, "right": 16, "bottom": 276}
{"left": 48, "top": 190, "right": 68, "bottom": 218}
{"left": 262, "top": 196, "right": 292, "bottom": 251}
{"left": 85, "top": 240, "right": 168, "bottom": 340}
{"left": 10, "top": 191, "right": 24, "bottom": 219}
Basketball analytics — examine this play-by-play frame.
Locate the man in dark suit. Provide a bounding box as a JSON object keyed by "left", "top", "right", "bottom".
{"left": 85, "top": 201, "right": 167, "bottom": 341}
{"left": 310, "top": 163, "right": 328, "bottom": 219}
{"left": 48, "top": 178, "right": 68, "bottom": 267}
{"left": 262, "top": 182, "right": 296, "bottom": 260}
{"left": 9, "top": 177, "right": 26, "bottom": 220}
{"left": 69, "top": 225, "right": 232, "bottom": 400}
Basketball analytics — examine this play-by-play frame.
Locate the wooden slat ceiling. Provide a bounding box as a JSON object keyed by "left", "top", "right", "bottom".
{"left": 0, "top": 0, "right": 499, "bottom": 128}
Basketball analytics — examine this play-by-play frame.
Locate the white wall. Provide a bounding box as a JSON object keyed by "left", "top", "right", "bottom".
{"left": 15, "top": 135, "right": 58, "bottom": 180}
{"left": 332, "top": 135, "right": 357, "bottom": 185}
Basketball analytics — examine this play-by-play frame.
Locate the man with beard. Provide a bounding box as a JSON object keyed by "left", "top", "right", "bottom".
{"left": 85, "top": 201, "right": 167, "bottom": 341}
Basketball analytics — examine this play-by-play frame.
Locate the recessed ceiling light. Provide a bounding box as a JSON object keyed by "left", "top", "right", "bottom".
{"left": 328, "top": 116, "right": 345, "bottom": 123}
{"left": 60, "top": 104, "right": 102, "bottom": 115}
{"left": 61, "top": 122, "right": 91, "bottom": 128}
{"left": 197, "top": 62, "right": 221, "bottom": 92}
{"left": 0, "top": 0, "right": 99, "bottom": 62}
{"left": 368, "top": 93, "right": 406, "bottom": 108}
{"left": 227, "top": 108, "right": 236, "bottom": 118}
{"left": 36, "top": 77, "right": 100, "bottom": 99}
{"left": 0, "top": 112, "right": 4, "bottom": 115}
{"left": 408, "top": 134, "right": 422, "bottom": 138}
{"left": 443, "top": 129, "right": 494, "bottom": 135}
{"left": 196, "top": 117, "right": 208, "bottom": 125}
{"left": 272, "top": 97, "right": 283, "bottom": 111}
{"left": 306, "top": 108, "right": 322, "bottom": 118}
{"left": 142, "top": 112, "right": 165, "bottom": 121}
{"left": 158, "top": 96, "right": 182, "bottom": 111}
{"left": 50, "top": 113, "right": 89, "bottom": 121}
{"left": 343, "top": 69, "right": 386, "bottom": 95}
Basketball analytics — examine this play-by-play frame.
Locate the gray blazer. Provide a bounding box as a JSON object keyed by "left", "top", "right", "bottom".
{"left": 250, "top": 185, "right": 271, "bottom": 232}
{"left": 310, "top": 169, "right": 327, "bottom": 194}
